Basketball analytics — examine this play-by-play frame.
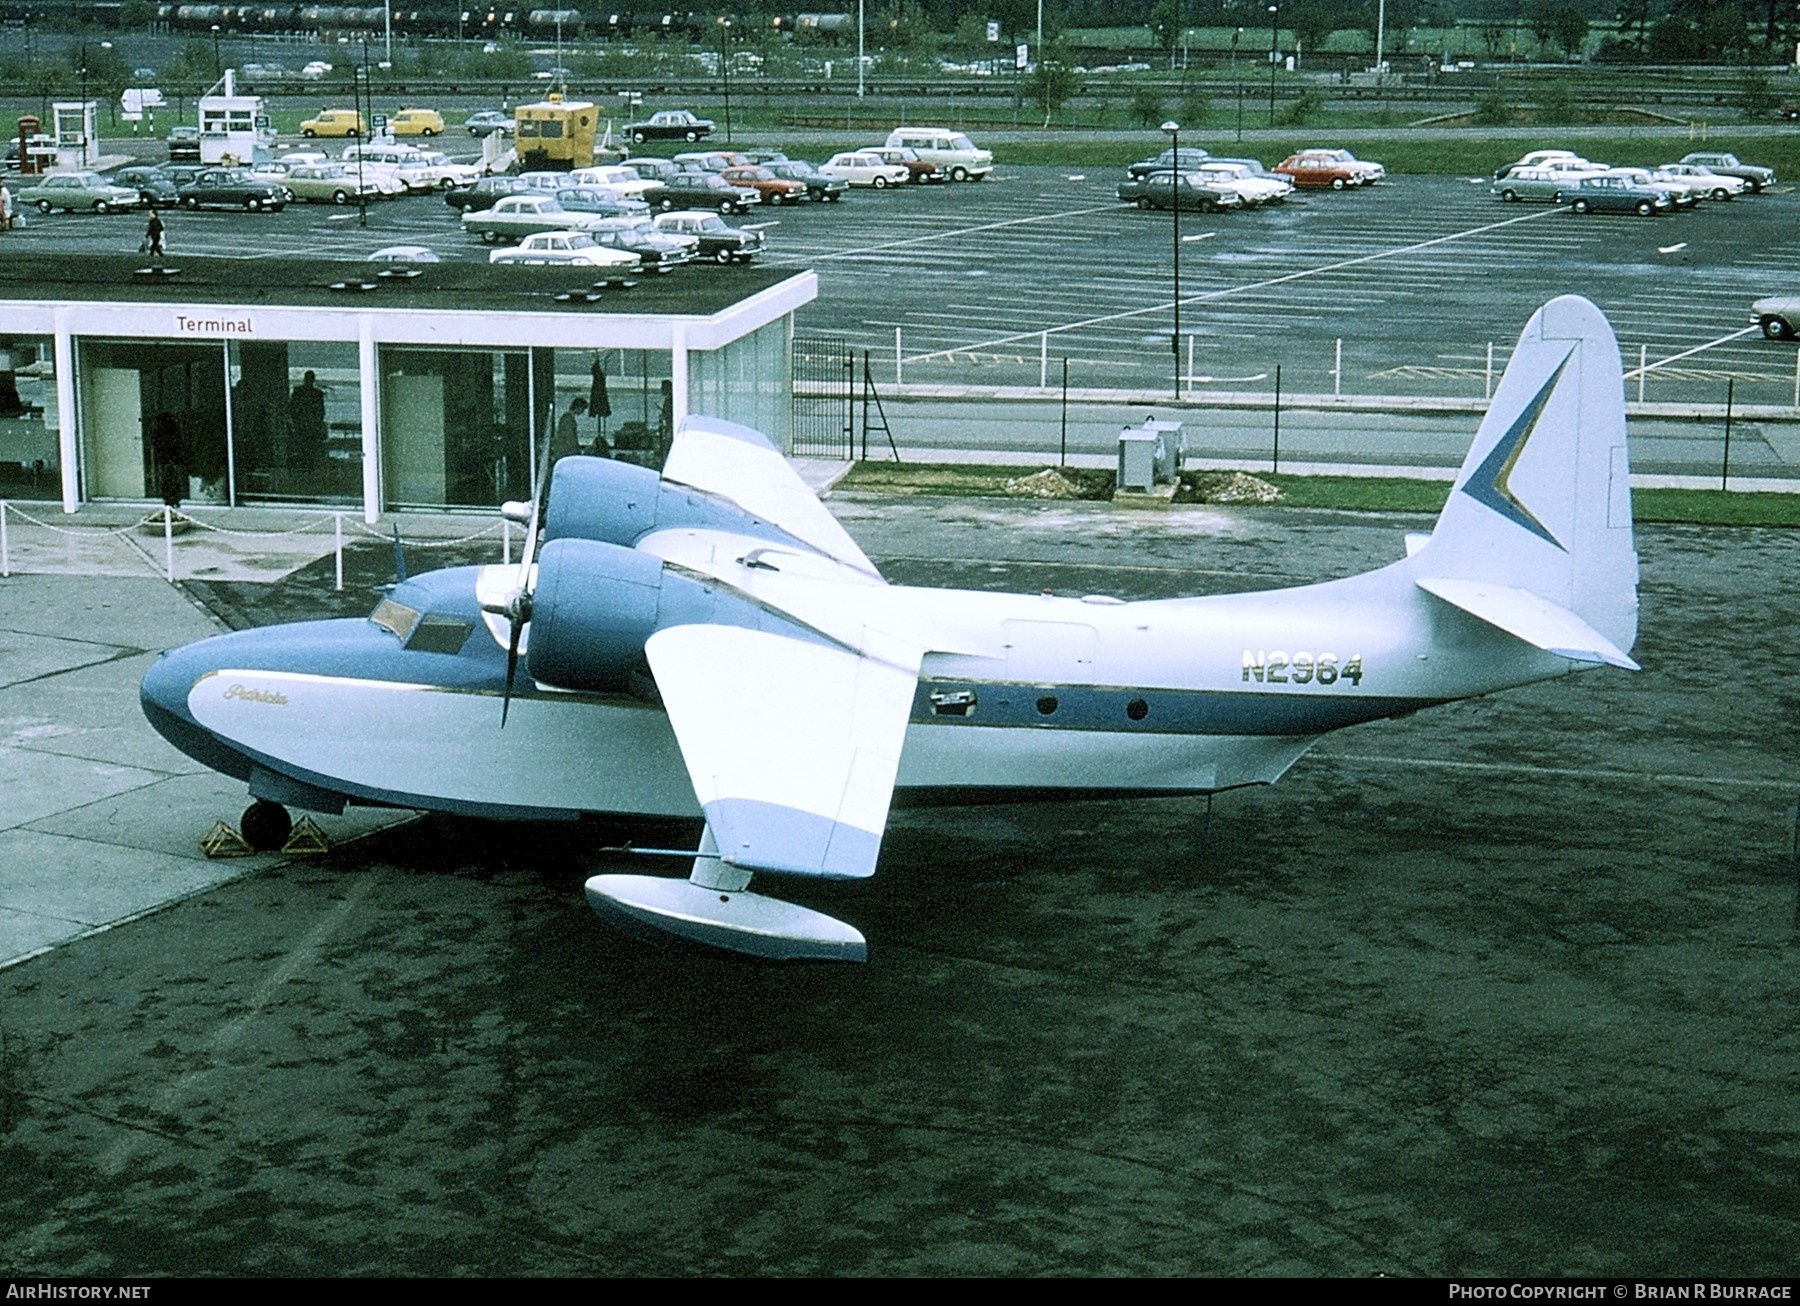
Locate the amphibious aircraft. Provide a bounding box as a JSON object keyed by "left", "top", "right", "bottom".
{"left": 141, "top": 295, "right": 1639, "bottom": 962}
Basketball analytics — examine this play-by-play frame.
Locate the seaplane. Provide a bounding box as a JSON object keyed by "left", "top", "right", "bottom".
{"left": 141, "top": 295, "right": 1640, "bottom": 962}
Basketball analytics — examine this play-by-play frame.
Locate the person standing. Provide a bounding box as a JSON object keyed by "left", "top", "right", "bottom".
{"left": 144, "top": 209, "right": 165, "bottom": 262}
{"left": 552, "top": 397, "right": 588, "bottom": 461}
{"left": 286, "top": 369, "right": 328, "bottom": 478}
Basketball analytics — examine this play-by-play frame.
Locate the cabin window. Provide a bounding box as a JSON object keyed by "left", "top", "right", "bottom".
{"left": 1126, "top": 698, "right": 1149, "bottom": 721}
{"left": 405, "top": 614, "right": 475, "bottom": 655}
{"left": 370, "top": 598, "right": 421, "bottom": 642}
{"left": 1036, "top": 695, "right": 1059, "bottom": 716}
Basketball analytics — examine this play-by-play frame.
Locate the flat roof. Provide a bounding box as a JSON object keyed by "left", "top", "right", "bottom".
{"left": 0, "top": 253, "right": 801, "bottom": 317}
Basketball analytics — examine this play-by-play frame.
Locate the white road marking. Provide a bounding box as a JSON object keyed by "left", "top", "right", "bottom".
{"left": 764, "top": 203, "right": 1122, "bottom": 265}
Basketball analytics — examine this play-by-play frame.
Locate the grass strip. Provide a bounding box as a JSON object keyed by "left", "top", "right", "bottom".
{"left": 837, "top": 461, "right": 1800, "bottom": 526}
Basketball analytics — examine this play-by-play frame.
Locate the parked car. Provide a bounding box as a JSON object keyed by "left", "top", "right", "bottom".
{"left": 568, "top": 164, "right": 666, "bottom": 201}
{"left": 300, "top": 108, "right": 365, "bottom": 138}
{"left": 464, "top": 110, "right": 514, "bottom": 137}
{"left": 1126, "top": 146, "right": 1211, "bottom": 180}
{"left": 553, "top": 186, "right": 652, "bottom": 219}
{"left": 367, "top": 244, "right": 440, "bottom": 263}
{"left": 763, "top": 159, "right": 846, "bottom": 203}
{"left": 300, "top": 60, "right": 334, "bottom": 79}
{"left": 1273, "top": 153, "right": 1364, "bottom": 190}
{"left": 1491, "top": 160, "right": 1604, "bottom": 203}
{"left": 461, "top": 193, "right": 600, "bottom": 242}
{"left": 1678, "top": 151, "right": 1774, "bottom": 192}
{"left": 1191, "top": 161, "right": 1291, "bottom": 205}
{"left": 1601, "top": 166, "right": 1700, "bottom": 208}
{"left": 673, "top": 150, "right": 751, "bottom": 172}
{"left": 284, "top": 163, "right": 393, "bottom": 204}
{"left": 654, "top": 210, "right": 764, "bottom": 263}
{"left": 1289, "top": 148, "right": 1385, "bottom": 183}
{"left": 584, "top": 215, "right": 699, "bottom": 272}
{"left": 16, "top": 170, "right": 142, "bottom": 214}
{"left": 342, "top": 143, "right": 477, "bottom": 192}
{"left": 1751, "top": 293, "right": 1800, "bottom": 339}
{"left": 720, "top": 165, "right": 807, "bottom": 205}
{"left": 883, "top": 126, "right": 991, "bottom": 181}
{"left": 166, "top": 125, "right": 202, "bottom": 161}
{"left": 489, "top": 230, "right": 640, "bottom": 270}
{"left": 112, "top": 165, "right": 183, "bottom": 209}
{"left": 1116, "top": 169, "right": 1241, "bottom": 212}
{"left": 624, "top": 109, "right": 715, "bottom": 144}
{"left": 1563, "top": 174, "right": 1671, "bottom": 216}
{"left": 661, "top": 169, "right": 759, "bottom": 213}
{"left": 443, "top": 174, "right": 530, "bottom": 212}
{"left": 389, "top": 108, "right": 445, "bottom": 137}
{"left": 626, "top": 157, "right": 683, "bottom": 184}
{"left": 178, "top": 168, "right": 293, "bottom": 211}
{"left": 867, "top": 146, "right": 944, "bottom": 184}
{"left": 1653, "top": 162, "right": 1747, "bottom": 201}
{"left": 1493, "top": 149, "right": 1591, "bottom": 181}
{"left": 819, "top": 151, "right": 909, "bottom": 189}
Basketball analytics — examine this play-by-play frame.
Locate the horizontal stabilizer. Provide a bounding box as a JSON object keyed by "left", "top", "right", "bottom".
{"left": 584, "top": 874, "right": 868, "bottom": 962}
{"left": 1417, "top": 577, "right": 1640, "bottom": 670}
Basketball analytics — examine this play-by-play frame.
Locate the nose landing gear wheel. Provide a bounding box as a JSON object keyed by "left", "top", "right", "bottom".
{"left": 240, "top": 799, "right": 293, "bottom": 852}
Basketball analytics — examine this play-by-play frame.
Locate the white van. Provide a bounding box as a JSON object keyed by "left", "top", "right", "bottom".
{"left": 883, "top": 127, "right": 992, "bottom": 181}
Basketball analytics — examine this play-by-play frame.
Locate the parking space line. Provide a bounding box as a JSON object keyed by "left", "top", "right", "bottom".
{"left": 764, "top": 203, "right": 1123, "bottom": 266}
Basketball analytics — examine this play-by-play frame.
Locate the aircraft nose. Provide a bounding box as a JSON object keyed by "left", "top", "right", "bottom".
{"left": 141, "top": 642, "right": 207, "bottom": 725}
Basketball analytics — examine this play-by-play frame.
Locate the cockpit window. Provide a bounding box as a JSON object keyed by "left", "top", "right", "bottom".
{"left": 405, "top": 615, "right": 474, "bottom": 655}
{"left": 370, "top": 598, "right": 421, "bottom": 642}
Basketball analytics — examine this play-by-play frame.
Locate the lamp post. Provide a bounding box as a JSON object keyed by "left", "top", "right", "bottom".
{"left": 720, "top": 18, "right": 732, "bottom": 143}
{"left": 1267, "top": 6, "right": 1279, "bottom": 126}
{"left": 385, "top": 0, "right": 393, "bottom": 69}
{"left": 210, "top": 23, "right": 221, "bottom": 79}
{"left": 354, "top": 47, "right": 370, "bottom": 227}
{"left": 78, "top": 43, "right": 89, "bottom": 162}
{"left": 1161, "top": 120, "right": 1181, "bottom": 398}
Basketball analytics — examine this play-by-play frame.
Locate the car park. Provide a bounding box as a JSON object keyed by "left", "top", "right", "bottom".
{"left": 283, "top": 163, "right": 393, "bottom": 205}
{"left": 342, "top": 143, "right": 477, "bottom": 192}
{"left": 654, "top": 210, "right": 764, "bottom": 263}
{"left": 867, "top": 146, "right": 944, "bottom": 184}
{"left": 625, "top": 157, "right": 682, "bottom": 185}
{"left": 461, "top": 193, "right": 601, "bottom": 242}
{"left": 583, "top": 215, "right": 699, "bottom": 272}
{"left": 166, "top": 126, "right": 202, "bottom": 161}
{"left": 1493, "top": 149, "right": 1592, "bottom": 180}
{"left": 16, "top": 171, "right": 142, "bottom": 214}
{"left": 1125, "top": 146, "right": 1211, "bottom": 180}
{"left": 1491, "top": 163, "right": 1580, "bottom": 203}
{"left": 177, "top": 168, "right": 293, "bottom": 211}
{"left": 1273, "top": 153, "right": 1364, "bottom": 190}
{"left": 763, "top": 160, "right": 846, "bottom": 203}
{"left": 1116, "top": 169, "right": 1241, "bottom": 212}
{"left": 1678, "top": 151, "right": 1774, "bottom": 192}
{"left": 464, "top": 110, "right": 513, "bottom": 137}
{"left": 673, "top": 150, "right": 751, "bottom": 173}
{"left": 112, "top": 165, "right": 183, "bottom": 209}
{"left": 819, "top": 151, "right": 909, "bottom": 189}
{"left": 720, "top": 165, "right": 807, "bottom": 205}
{"left": 568, "top": 164, "right": 667, "bottom": 202}
{"left": 489, "top": 230, "right": 640, "bottom": 269}
{"left": 1653, "top": 162, "right": 1746, "bottom": 201}
{"left": 1190, "top": 161, "right": 1292, "bottom": 205}
{"left": 300, "top": 109, "right": 365, "bottom": 138}
{"left": 1563, "top": 174, "right": 1670, "bottom": 216}
{"left": 660, "top": 170, "right": 759, "bottom": 213}
{"left": 882, "top": 127, "right": 991, "bottom": 181}
{"left": 625, "top": 110, "right": 715, "bottom": 144}
{"left": 389, "top": 108, "right": 446, "bottom": 137}
{"left": 442, "top": 175, "right": 529, "bottom": 212}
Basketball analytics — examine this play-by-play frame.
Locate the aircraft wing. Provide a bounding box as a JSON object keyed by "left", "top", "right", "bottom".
{"left": 662, "top": 416, "right": 882, "bottom": 580}
{"left": 643, "top": 623, "right": 922, "bottom": 878}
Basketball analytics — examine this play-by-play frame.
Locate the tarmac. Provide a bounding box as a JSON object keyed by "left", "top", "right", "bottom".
{"left": 0, "top": 463, "right": 1797, "bottom": 1275}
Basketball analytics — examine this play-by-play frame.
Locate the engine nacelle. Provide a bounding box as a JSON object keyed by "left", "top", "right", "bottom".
{"left": 542, "top": 455, "right": 808, "bottom": 553}
{"left": 527, "top": 537, "right": 819, "bottom": 693}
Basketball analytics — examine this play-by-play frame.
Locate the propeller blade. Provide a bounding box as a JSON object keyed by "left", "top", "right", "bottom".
{"left": 501, "top": 606, "right": 525, "bottom": 727}
{"left": 498, "top": 403, "right": 557, "bottom": 728}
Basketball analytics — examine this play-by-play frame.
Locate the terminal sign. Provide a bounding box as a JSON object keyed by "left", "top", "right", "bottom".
{"left": 174, "top": 313, "right": 254, "bottom": 336}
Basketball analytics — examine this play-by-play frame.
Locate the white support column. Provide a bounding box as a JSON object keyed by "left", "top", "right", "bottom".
{"left": 1186, "top": 333, "right": 1195, "bottom": 396}
{"left": 1040, "top": 331, "right": 1048, "bottom": 389}
{"left": 670, "top": 324, "right": 689, "bottom": 432}
{"left": 359, "top": 314, "right": 381, "bottom": 524}
{"left": 894, "top": 326, "right": 903, "bottom": 387}
{"left": 1639, "top": 344, "right": 1647, "bottom": 405}
{"left": 54, "top": 308, "right": 78, "bottom": 513}
{"left": 1335, "top": 338, "right": 1343, "bottom": 398}
{"left": 220, "top": 339, "right": 236, "bottom": 507}
{"left": 1485, "top": 342, "right": 1493, "bottom": 401}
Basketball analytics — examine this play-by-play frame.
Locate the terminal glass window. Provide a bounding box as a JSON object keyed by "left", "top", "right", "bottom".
{"left": 546, "top": 348, "right": 674, "bottom": 468}
{"left": 0, "top": 336, "right": 60, "bottom": 501}
{"left": 687, "top": 319, "right": 791, "bottom": 452}
{"left": 380, "top": 346, "right": 540, "bottom": 509}
{"left": 229, "top": 342, "right": 361, "bottom": 504}
{"left": 77, "top": 339, "right": 229, "bottom": 504}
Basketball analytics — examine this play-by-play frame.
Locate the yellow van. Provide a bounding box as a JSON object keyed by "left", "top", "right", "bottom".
{"left": 390, "top": 108, "right": 446, "bottom": 137}
{"left": 300, "top": 108, "right": 365, "bottom": 138}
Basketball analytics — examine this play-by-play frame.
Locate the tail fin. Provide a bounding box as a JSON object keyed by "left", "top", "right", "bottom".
{"left": 1414, "top": 295, "right": 1639, "bottom": 670}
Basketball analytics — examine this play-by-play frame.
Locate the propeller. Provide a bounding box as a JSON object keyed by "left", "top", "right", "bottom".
{"left": 485, "top": 404, "right": 558, "bottom": 727}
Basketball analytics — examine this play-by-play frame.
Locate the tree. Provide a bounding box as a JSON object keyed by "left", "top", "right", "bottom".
{"left": 1285, "top": 1, "right": 1338, "bottom": 64}
{"left": 1021, "top": 42, "right": 1082, "bottom": 123}
{"left": 1523, "top": 0, "right": 1557, "bottom": 50}
{"left": 1129, "top": 86, "right": 1166, "bottom": 127}
{"left": 1550, "top": 5, "right": 1588, "bottom": 58}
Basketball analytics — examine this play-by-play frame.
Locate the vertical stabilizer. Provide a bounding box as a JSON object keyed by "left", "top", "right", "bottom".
{"left": 1415, "top": 295, "right": 1638, "bottom": 665}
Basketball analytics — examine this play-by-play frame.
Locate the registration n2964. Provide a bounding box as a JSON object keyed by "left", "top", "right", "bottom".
{"left": 1242, "top": 650, "right": 1364, "bottom": 686}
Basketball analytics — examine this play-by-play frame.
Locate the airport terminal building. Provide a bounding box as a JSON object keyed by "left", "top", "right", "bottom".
{"left": 0, "top": 255, "right": 815, "bottom": 519}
